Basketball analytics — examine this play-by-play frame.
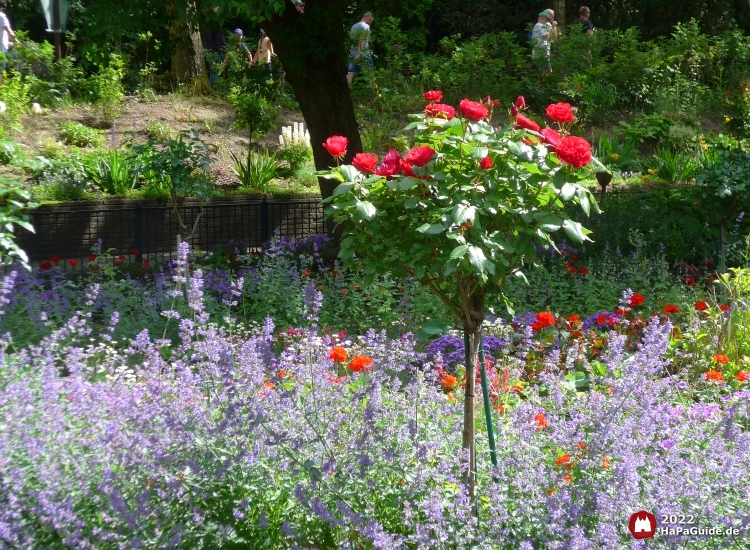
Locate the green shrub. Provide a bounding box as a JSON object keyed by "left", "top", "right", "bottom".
{"left": 88, "top": 53, "right": 125, "bottom": 124}
{"left": 0, "top": 69, "right": 31, "bottom": 134}
{"left": 0, "top": 139, "right": 25, "bottom": 165}
{"left": 57, "top": 122, "right": 106, "bottom": 148}
{"left": 276, "top": 142, "right": 312, "bottom": 175}
{"left": 34, "top": 155, "right": 99, "bottom": 201}
{"left": 145, "top": 120, "right": 172, "bottom": 142}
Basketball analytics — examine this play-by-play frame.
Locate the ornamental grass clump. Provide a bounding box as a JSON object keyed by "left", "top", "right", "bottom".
{"left": 322, "top": 92, "right": 601, "bottom": 497}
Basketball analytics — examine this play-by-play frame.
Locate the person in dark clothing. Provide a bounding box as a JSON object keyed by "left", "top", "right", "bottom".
{"left": 571, "top": 6, "right": 594, "bottom": 36}
{"left": 201, "top": 7, "right": 225, "bottom": 88}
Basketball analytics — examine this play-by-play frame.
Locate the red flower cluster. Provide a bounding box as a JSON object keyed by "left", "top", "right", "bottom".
{"left": 714, "top": 354, "right": 729, "bottom": 364}
{"left": 424, "top": 103, "right": 455, "bottom": 120}
{"left": 540, "top": 127, "right": 560, "bottom": 149}
{"left": 546, "top": 102, "right": 574, "bottom": 124}
{"left": 323, "top": 136, "right": 348, "bottom": 158}
{"left": 695, "top": 301, "right": 709, "bottom": 311}
{"left": 705, "top": 370, "right": 724, "bottom": 382}
{"left": 423, "top": 90, "right": 442, "bottom": 102}
{"left": 479, "top": 157, "right": 493, "bottom": 170}
{"left": 737, "top": 371, "right": 750, "bottom": 382}
{"left": 534, "top": 412, "right": 549, "bottom": 430}
{"left": 438, "top": 370, "right": 458, "bottom": 391}
{"left": 661, "top": 304, "right": 681, "bottom": 315}
{"left": 515, "top": 113, "right": 540, "bottom": 132}
{"left": 329, "top": 346, "right": 347, "bottom": 363}
{"left": 556, "top": 136, "right": 592, "bottom": 168}
{"left": 532, "top": 312, "right": 556, "bottom": 333}
{"left": 628, "top": 293, "right": 645, "bottom": 307}
{"left": 459, "top": 99, "right": 489, "bottom": 122}
{"left": 352, "top": 153, "right": 379, "bottom": 173}
{"left": 349, "top": 355, "right": 373, "bottom": 373}
{"left": 40, "top": 260, "right": 52, "bottom": 270}
{"left": 404, "top": 145, "right": 435, "bottom": 167}
{"left": 374, "top": 149, "right": 402, "bottom": 178}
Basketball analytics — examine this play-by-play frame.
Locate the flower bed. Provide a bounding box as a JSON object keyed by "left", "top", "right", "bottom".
{"left": 1, "top": 240, "right": 749, "bottom": 548}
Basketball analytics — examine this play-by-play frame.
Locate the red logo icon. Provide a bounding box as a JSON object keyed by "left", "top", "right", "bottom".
{"left": 628, "top": 510, "right": 657, "bottom": 539}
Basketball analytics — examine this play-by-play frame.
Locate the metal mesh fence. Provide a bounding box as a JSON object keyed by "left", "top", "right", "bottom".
{"left": 15, "top": 197, "right": 326, "bottom": 268}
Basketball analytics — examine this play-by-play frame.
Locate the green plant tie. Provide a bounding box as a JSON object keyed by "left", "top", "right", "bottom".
{"left": 477, "top": 333, "right": 499, "bottom": 476}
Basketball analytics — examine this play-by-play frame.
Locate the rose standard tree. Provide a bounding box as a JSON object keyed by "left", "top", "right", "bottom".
{"left": 321, "top": 94, "right": 601, "bottom": 500}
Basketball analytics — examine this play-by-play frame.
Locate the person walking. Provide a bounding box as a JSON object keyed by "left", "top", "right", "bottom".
{"left": 531, "top": 12, "right": 552, "bottom": 73}
{"left": 0, "top": 0, "right": 20, "bottom": 56}
{"left": 251, "top": 28, "right": 276, "bottom": 79}
{"left": 220, "top": 29, "right": 253, "bottom": 72}
{"left": 346, "top": 12, "right": 374, "bottom": 87}
{"left": 571, "top": 6, "right": 594, "bottom": 36}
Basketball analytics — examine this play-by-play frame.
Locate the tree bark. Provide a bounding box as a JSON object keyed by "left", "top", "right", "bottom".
{"left": 167, "top": 0, "right": 211, "bottom": 93}
{"left": 553, "top": 0, "right": 566, "bottom": 29}
{"left": 263, "top": 0, "right": 363, "bottom": 214}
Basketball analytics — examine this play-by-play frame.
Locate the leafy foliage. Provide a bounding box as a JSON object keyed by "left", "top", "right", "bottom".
{"left": 0, "top": 178, "right": 37, "bottom": 269}
{"left": 231, "top": 148, "right": 280, "bottom": 192}
{"left": 56, "top": 122, "right": 106, "bottom": 147}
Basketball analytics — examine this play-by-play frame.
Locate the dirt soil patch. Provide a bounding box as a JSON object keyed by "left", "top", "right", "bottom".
{"left": 5, "top": 95, "right": 306, "bottom": 190}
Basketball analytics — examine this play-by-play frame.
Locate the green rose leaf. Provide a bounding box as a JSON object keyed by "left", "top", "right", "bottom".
{"left": 355, "top": 201, "right": 377, "bottom": 220}
{"left": 332, "top": 182, "right": 354, "bottom": 196}
{"left": 398, "top": 177, "right": 421, "bottom": 191}
{"left": 450, "top": 244, "right": 469, "bottom": 259}
{"left": 560, "top": 182, "right": 576, "bottom": 201}
{"left": 468, "top": 244, "right": 486, "bottom": 272}
{"left": 452, "top": 203, "right": 476, "bottom": 224}
{"left": 416, "top": 223, "right": 445, "bottom": 235}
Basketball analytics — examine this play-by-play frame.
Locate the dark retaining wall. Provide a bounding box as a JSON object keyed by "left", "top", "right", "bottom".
{"left": 16, "top": 195, "right": 326, "bottom": 263}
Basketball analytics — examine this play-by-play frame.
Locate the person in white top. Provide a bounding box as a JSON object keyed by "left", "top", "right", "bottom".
{"left": 0, "top": 0, "right": 20, "bottom": 55}
{"left": 531, "top": 12, "right": 551, "bottom": 73}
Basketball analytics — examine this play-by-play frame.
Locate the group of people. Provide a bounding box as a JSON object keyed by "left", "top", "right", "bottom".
{"left": 531, "top": 6, "right": 594, "bottom": 72}
{"left": 200, "top": 8, "right": 278, "bottom": 88}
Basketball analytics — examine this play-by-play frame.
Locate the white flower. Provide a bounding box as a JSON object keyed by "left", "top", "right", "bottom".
{"left": 30, "top": 103, "right": 43, "bottom": 115}
{"left": 0, "top": 101, "right": 6, "bottom": 113}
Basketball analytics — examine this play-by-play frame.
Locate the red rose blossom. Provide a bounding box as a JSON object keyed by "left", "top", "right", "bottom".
{"left": 88, "top": 255, "right": 97, "bottom": 261}
{"left": 69, "top": 259, "right": 78, "bottom": 266}
{"left": 118, "top": 255, "right": 125, "bottom": 261}
{"left": 556, "top": 136, "right": 592, "bottom": 168}
{"left": 373, "top": 149, "right": 402, "bottom": 178}
{"left": 515, "top": 113, "right": 540, "bottom": 132}
{"left": 515, "top": 96, "right": 526, "bottom": 109}
{"left": 546, "top": 102, "right": 574, "bottom": 123}
{"left": 40, "top": 261, "right": 52, "bottom": 270}
{"left": 459, "top": 99, "right": 489, "bottom": 122}
{"left": 479, "top": 157, "right": 493, "bottom": 170}
{"left": 322, "top": 136, "right": 348, "bottom": 158}
{"left": 423, "top": 90, "right": 443, "bottom": 102}
{"left": 130, "top": 248, "right": 139, "bottom": 255}
{"left": 400, "top": 160, "right": 416, "bottom": 177}
{"left": 580, "top": 268, "right": 589, "bottom": 275}
{"left": 50, "top": 256, "right": 60, "bottom": 263}
{"left": 405, "top": 145, "right": 435, "bottom": 167}
{"left": 540, "top": 127, "right": 561, "bottom": 149}
{"left": 352, "top": 153, "right": 379, "bottom": 173}
{"left": 424, "top": 103, "right": 455, "bottom": 120}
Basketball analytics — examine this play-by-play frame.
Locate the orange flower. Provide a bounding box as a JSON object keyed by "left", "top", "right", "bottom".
{"left": 329, "top": 346, "right": 347, "bottom": 363}
{"left": 534, "top": 412, "right": 549, "bottom": 430}
{"left": 563, "top": 475, "right": 573, "bottom": 484}
{"left": 547, "top": 488, "right": 557, "bottom": 495}
{"left": 705, "top": 370, "right": 724, "bottom": 382}
{"left": 439, "top": 371, "right": 458, "bottom": 391}
{"left": 577, "top": 443, "right": 585, "bottom": 451}
{"left": 695, "top": 301, "right": 709, "bottom": 311}
{"left": 446, "top": 392, "right": 456, "bottom": 403}
{"left": 349, "top": 356, "right": 373, "bottom": 373}
{"left": 737, "top": 371, "right": 750, "bottom": 382}
{"left": 602, "top": 456, "right": 610, "bottom": 469}
{"left": 494, "top": 403, "right": 504, "bottom": 413}
{"left": 567, "top": 314, "right": 581, "bottom": 326}
{"left": 341, "top": 288, "right": 349, "bottom": 296}
{"left": 556, "top": 454, "right": 571, "bottom": 467}
{"left": 714, "top": 354, "right": 730, "bottom": 364}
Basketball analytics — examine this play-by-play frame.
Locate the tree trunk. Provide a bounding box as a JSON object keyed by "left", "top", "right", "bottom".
{"left": 554, "top": 0, "right": 566, "bottom": 29}
{"left": 167, "top": 0, "right": 211, "bottom": 94}
{"left": 263, "top": 0, "right": 362, "bottom": 218}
